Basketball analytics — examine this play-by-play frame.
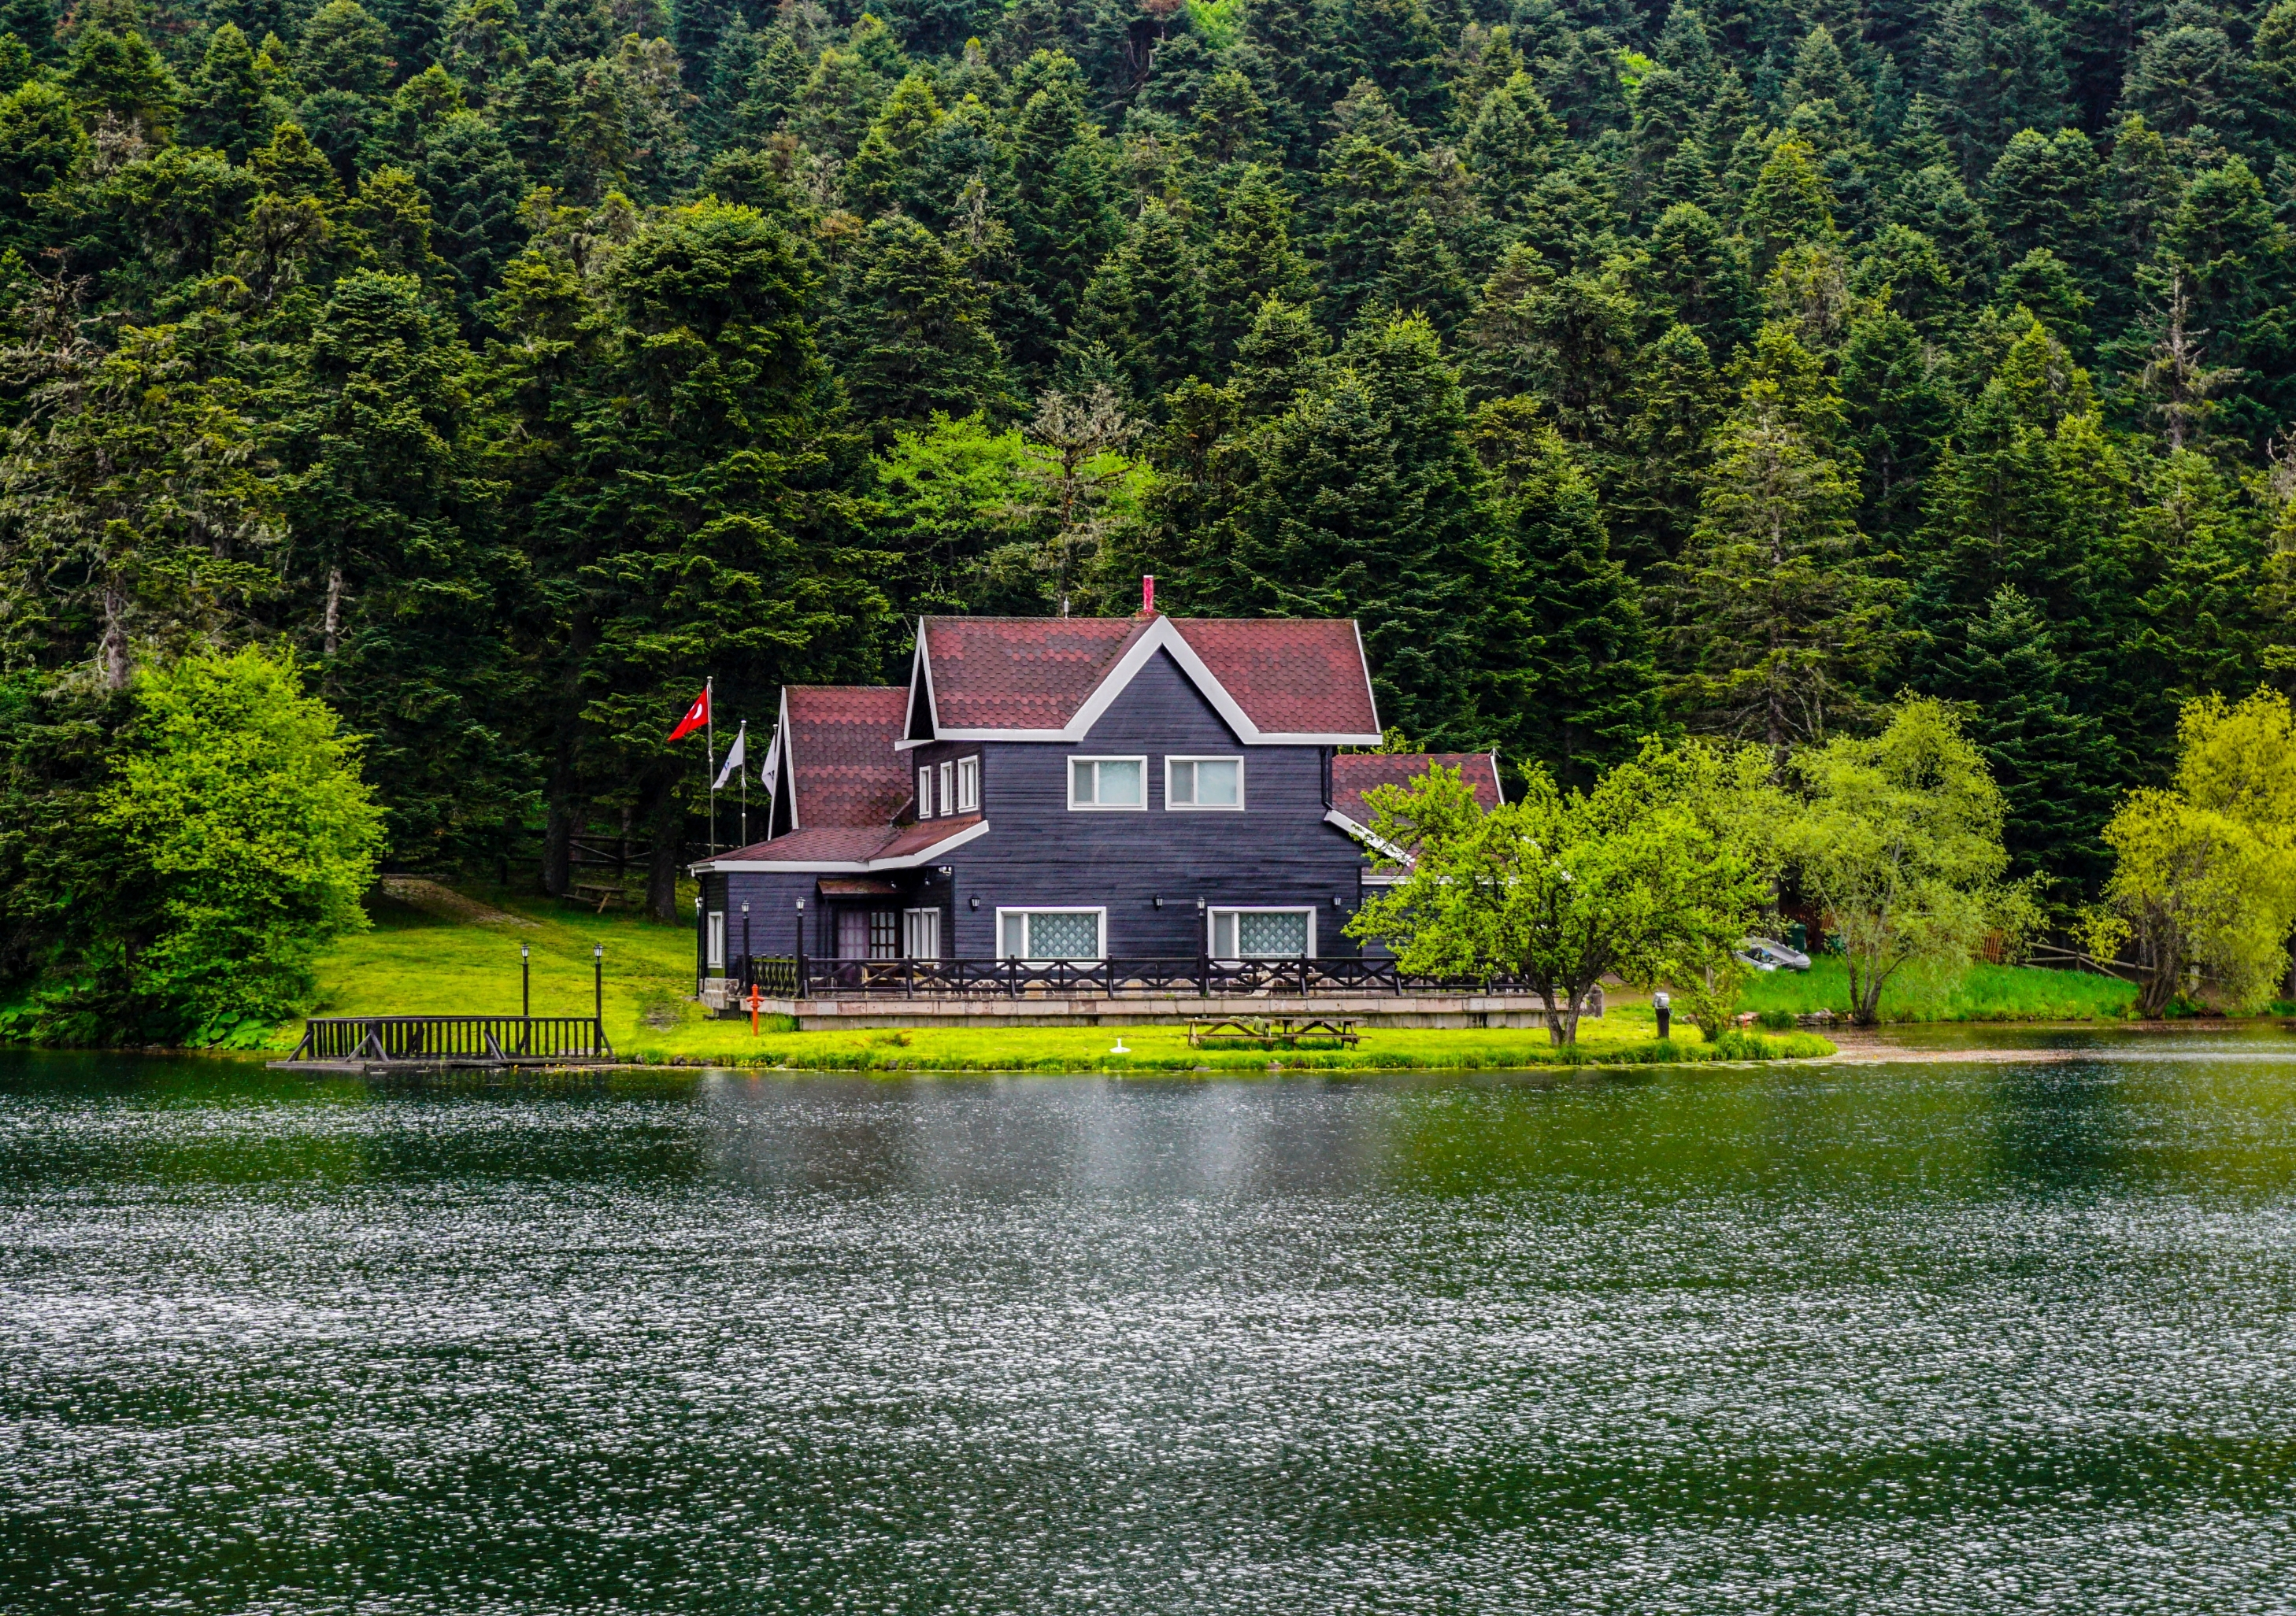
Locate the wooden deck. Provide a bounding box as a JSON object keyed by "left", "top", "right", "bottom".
{"left": 270, "top": 1015, "right": 615, "bottom": 1075}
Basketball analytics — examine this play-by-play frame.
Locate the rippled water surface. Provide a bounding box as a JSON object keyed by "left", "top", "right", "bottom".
{"left": 6, "top": 1037, "right": 2296, "bottom": 1614}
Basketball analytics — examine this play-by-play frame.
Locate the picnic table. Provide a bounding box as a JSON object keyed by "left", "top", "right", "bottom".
{"left": 571, "top": 882, "right": 625, "bottom": 913}
{"left": 1187, "top": 1015, "right": 1361, "bottom": 1049}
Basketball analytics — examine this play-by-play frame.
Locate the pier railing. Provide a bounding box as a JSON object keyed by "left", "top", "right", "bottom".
{"left": 730, "top": 955, "right": 1586, "bottom": 1005}
{"left": 287, "top": 1015, "right": 614, "bottom": 1064}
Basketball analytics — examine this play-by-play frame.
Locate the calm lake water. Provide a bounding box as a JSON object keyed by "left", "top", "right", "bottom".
{"left": 6, "top": 1034, "right": 2296, "bottom": 1613}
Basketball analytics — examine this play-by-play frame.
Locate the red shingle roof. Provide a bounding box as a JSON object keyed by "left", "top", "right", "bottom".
{"left": 920, "top": 617, "right": 1150, "bottom": 730}
{"left": 1331, "top": 753, "right": 1504, "bottom": 827}
{"left": 917, "top": 615, "right": 1379, "bottom": 739}
{"left": 785, "top": 686, "right": 909, "bottom": 829}
{"left": 1172, "top": 619, "right": 1379, "bottom": 738}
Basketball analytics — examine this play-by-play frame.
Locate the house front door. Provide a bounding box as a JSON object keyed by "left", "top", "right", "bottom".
{"left": 836, "top": 908, "right": 901, "bottom": 960}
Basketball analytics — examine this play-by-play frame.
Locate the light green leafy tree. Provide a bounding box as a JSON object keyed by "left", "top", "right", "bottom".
{"left": 1787, "top": 698, "right": 2036, "bottom": 1026}
{"left": 2094, "top": 689, "right": 2296, "bottom": 1016}
{"left": 1346, "top": 745, "right": 1771, "bottom": 1045}
{"left": 96, "top": 645, "right": 384, "bottom": 1044}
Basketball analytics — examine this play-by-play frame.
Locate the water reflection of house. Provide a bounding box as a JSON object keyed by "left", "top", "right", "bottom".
{"left": 689, "top": 608, "right": 1501, "bottom": 975}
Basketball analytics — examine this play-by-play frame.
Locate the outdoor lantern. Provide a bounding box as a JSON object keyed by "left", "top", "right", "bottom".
{"left": 1196, "top": 896, "right": 1205, "bottom": 912}
{"left": 968, "top": 895, "right": 979, "bottom": 910}
{"left": 1153, "top": 894, "right": 1163, "bottom": 908}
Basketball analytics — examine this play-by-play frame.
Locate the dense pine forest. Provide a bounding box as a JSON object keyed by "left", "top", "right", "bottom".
{"left": 1, "top": 0, "right": 2293, "bottom": 1034}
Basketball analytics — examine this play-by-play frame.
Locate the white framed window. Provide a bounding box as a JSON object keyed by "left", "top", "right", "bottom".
{"left": 939, "top": 760, "right": 954, "bottom": 816}
{"left": 917, "top": 766, "right": 934, "bottom": 818}
{"left": 1068, "top": 755, "right": 1146, "bottom": 811}
{"left": 707, "top": 910, "right": 726, "bottom": 970}
{"left": 903, "top": 908, "right": 940, "bottom": 960}
{"left": 1207, "top": 908, "right": 1315, "bottom": 960}
{"left": 955, "top": 754, "right": 980, "bottom": 812}
{"left": 996, "top": 907, "right": 1105, "bottom": 961}
{"left": 1166, "top": 756, "right": 1244, "bottom": 810}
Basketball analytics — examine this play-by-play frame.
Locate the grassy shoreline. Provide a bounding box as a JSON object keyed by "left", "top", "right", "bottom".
{"left": 17, "top": 883, "right": 2174, "bottom": 1068}
{"left": 610, "top": 1019, "right": 1835, "bottom": 1073}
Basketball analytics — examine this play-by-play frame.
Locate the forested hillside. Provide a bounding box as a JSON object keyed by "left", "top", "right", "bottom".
{"left": 1, "top": 0, "right": 2292, "bottom": 949}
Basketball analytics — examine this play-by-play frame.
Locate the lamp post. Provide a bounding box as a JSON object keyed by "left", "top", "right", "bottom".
{"left": 794, "top": 897, "right": 806, "bottom": 997}
{"left": 520, "top": 941, "right": 530, "bottom": 1019}
{"left": 741, "top": 901, "right": 751, "bottom": 988}
{"left": 593, "top": 942, "right": 603, "bottom": 1030}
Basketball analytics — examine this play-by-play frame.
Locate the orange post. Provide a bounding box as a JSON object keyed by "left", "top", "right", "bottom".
{"left": 746, "top": 982, "right": 764, "bottom": 1035}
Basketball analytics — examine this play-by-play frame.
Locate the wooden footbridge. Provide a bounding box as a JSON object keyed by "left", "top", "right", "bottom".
{"left": 271, "top": 1015, "right": 614, "bottom": 1075}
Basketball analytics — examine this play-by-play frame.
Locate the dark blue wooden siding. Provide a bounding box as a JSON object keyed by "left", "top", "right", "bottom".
{"left": 704, "top": 649, "right": 1376, "bottom": 960}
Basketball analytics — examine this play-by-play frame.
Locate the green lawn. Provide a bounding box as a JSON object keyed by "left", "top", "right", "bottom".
{"left": 1731, "top": 955, "right": 2137, "bottom": 1022}
{"left": 277, "top": 889, "right": 1831, "bottom": 1070}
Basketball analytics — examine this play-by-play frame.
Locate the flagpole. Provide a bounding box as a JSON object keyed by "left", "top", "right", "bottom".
{"left": 705, "top": 675, "right": 717, "bottom": 857}
{"left": 739, "top": 721, "right": 747, "bottom": 847}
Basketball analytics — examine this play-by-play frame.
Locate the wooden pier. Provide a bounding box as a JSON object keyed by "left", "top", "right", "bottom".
{"left": 271, "top": 1015, "right": 614, "bottom": 1075}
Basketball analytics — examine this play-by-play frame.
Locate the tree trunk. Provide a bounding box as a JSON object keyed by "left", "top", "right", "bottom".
{"left": 99, "top": 587, "right": 129, "bottom": 691}
{"left": 645, "top": 778, "right": 683, "bottom": 921}
{"left": 322, "top": 564, "right": 345, "bottom": 659}
{"left": 542, "top": 733, "right": 577, "bottom": 897}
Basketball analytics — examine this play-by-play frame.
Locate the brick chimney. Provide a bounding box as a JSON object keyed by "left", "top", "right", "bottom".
{"left": 1141, "top": 575, "right": 1156, "bottom": 616}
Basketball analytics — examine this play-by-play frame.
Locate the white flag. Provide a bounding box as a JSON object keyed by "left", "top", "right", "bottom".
{"left": 713, "top": 723, "right": 746, "bottom": 790}
{"left": 758, "top": 721, "right": 780, "bottom": 794}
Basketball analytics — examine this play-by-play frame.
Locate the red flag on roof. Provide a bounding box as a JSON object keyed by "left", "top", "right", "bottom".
{"left": 667, "top": 687, "right": 709, "bottom": 742}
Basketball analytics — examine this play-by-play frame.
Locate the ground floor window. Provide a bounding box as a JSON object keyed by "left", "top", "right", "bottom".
{"left": 707, "top": 910, "right": 725, "bottom": 970}
{"left": 997, "top": 908, "right": 1104, "bottom": 961}
{"left": 1209, "top": 908, "right": 1314, "bottom": 960}
{"left": 903, "top": 908, "right": 940, "bottom": 960}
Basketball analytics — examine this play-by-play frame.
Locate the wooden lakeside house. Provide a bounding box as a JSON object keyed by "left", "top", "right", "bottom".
{"left": 688, "top": 605, "right": 1546, "bottom": 1027}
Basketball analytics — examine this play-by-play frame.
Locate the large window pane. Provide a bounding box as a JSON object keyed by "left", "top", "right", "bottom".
{"left": 1195, "top": 759, "right": 1240, "bottom": 806}
{"left": 1096, "top": 759, "right": 1142, "bottom": 805}
{"left": 1027, "top": 912, "right": 1101, "bottom": 960}
{"left": 1236, "top": 911, "right": 1308, "bottom": 957}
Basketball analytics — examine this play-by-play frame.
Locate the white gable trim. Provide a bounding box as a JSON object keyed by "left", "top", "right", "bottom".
{"left": 777, "top": 686, "right": 798, "bottom": 831}
{"left": 1324, "top": 808, "right": 1412, "bottom": 867}
{"left": 894, "top": 619, "right": 939, "bottom": 752}
{"left": 691, "top": 817, "right": 991, "bottom": 875}
{"left": 1353, "top": 620, "right": 1383, "bottom": 739}
{"left": 916, "top": 616, "right": 1384, "bottom": 747}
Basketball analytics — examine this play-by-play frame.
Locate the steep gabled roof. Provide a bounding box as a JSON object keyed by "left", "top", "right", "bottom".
{"left": 905, "top": 614, "right": 1382, "bottom": 746}
{"left": 780, "top": 686, "right": 910, "bottom": 831}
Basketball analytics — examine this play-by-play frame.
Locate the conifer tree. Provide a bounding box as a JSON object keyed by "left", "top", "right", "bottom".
{"left": 829, "top": 213, "right": 1012, "bottom": 427}
{"left": 1665, "top": 324, "right": 1890, "bottom": 759}
{"left": 1202, "top": 165, "right": 1312, "bottom": 368}
{"left": 1472, "top": 398, "right": 1661, "bottom": 784}
{"left": 1194, "top": 314, "right": 1502, "bottom": 749}
{"left": 1072, "top": 199, "right": 1209, "bottom": 405}
{"left": 180, "top": 22, "right": 268, "bottom": 163}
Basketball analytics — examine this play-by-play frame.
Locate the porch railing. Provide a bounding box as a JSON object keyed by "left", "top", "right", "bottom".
{"left": 287, "top": 1015, "right": 614, "bottom": 1064}
{"left": 728, "top": 955, "right": 1590, "bottom": 1004}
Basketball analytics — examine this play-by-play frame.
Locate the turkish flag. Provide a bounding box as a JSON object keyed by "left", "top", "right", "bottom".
{"left": 667, "top": 688, "right": 709, "bottom": 742}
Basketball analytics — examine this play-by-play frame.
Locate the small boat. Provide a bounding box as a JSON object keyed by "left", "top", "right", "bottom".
{"left": 1735, "top": 937, "right": 1811, "bottom": 972}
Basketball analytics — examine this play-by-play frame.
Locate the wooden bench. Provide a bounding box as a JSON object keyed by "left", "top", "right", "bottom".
{"left": 571, "top": 882, "right": 625, "bottom": 913}
{"left": 1188, "top": 1016, "right": 1361, "bottom": 1049}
